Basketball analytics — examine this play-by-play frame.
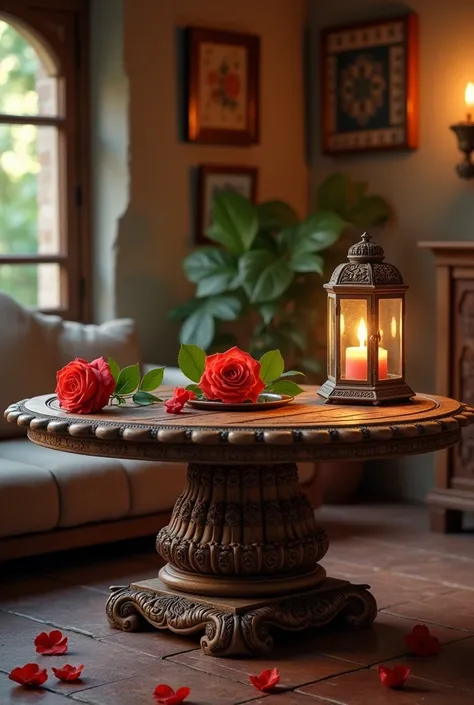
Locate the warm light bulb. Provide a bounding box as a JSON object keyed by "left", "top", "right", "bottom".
{"left": 465, "top": 82, "right": 474, "bottom": 107}
{"left": 357, "top": 318, "right": 367, "bottom": 348}
{"left": 391, "top": 316, "right": 397, "bottom": 338}
{"left": 340, "top": 313, "right": 345, "bottom": 335}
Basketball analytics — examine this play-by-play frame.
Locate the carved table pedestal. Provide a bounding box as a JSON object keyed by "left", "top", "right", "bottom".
{"left": 6, "top": 387, "right": 474, "bottom": 656}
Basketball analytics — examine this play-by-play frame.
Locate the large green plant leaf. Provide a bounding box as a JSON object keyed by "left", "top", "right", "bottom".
{"left": 205, "top": 295, "right": 242, "bottom": 321}
{"left": 239, "top": 250, "right": 294, "bottom": 303}
{"left": 257, "top": 200, "right": 300, "bottom": 230}
{"left": 168, "top": 298, "right": 202, "bottom": 321}
{"left": 295, "top": 212, "right": 346, "bottom": 253}
{"left": 258, "top": 302, "right": 279, "bottom": 325}
{"left": 180, "top": 311, "right": 215, "bottom": 350}
{"left": 206, "top": 191, "right": 258, "bottom": 254}
{"left": 183, "top": 248, "right": 239, "bottom": 297}
{"left": 347, "top": 195, "right": 392, "bottom": 226}
{"left": 290, "top": 253, "right": 324, "bottom": 274}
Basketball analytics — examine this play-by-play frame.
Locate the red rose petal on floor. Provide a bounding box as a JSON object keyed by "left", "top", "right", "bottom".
{"left": 8, "top": 663, "right": 48, "bottom": 687}
{"left": 34, "top": 629, "right": 68, "bottom": 655}
{"left": 52, "top": 664, "right": 84, "bottom": 682}
{"left": 378, "top": 664, "right": 411, "bottom": 689}
{"left": 249, "top": 667, "right": 280, "bottom": 692}
{"left": 404, "top": 623, "right": 440, "bottom": 656}
{"left": 153, "top": 684, "right": 191, "bottom": 704}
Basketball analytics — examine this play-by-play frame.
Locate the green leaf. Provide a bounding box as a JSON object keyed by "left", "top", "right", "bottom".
{"left": 108, "top": 357, "right": 120, "bottom": 385}
{"left": 279, "top": 370, "right": 305, "bottom": 378}
{"left": 183, "top": 248, "right": 240, "bottom": 297}
{"left": 259, "top": 302, "right": 278, "bottom": 325}
{"left": 168, "top": 298, "right": 202, "bottom": 321}
{"left": 178, "top": 343, "right": 207, "bottom": 382}
{"left": 140, "top": 367, "right": 165, "bottom": 392}
{"left": 257, "top": 200, "right": 300, "bottom": 230}
{"left": 290, "top": 252, "right": 324, "bottom": 274}
{"left": 316, "top": 173, "right": 351, "bottom": 213}
{"left": 115, "top": 363, "right": 140, "bottom": 395}
{"left": 203, "top": 295, "right": 241, "bottom": 321}
{"left": 294, "top": 212, "right": 346, "bottom": 254}
{"left": 259, "top": 349, "right": 285, "bottom": 384}
{"left": 265, "top": 379, "right": 304, "bottom": 396}
{"left": 180, "top": 311, "right": 215, "bottom": 351}
{"left": 132, "top": 391, "right": 162, "bottom": 406}
{"left": 347, "top": 195, "right": 392, "bottom": 226}
{"left": 206, "top": 191, "right": 258, "bottom": 254}
{"left": 239, "top": 250, "right": 294, "bottom": 303}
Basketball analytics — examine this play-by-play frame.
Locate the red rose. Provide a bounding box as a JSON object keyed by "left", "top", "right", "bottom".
{"left": 165, "top": 387, "right": 196, "bottom": 414}
{"left": 56, "top": 357, "right": 115, "bottom": 414}
{"left": 199, "top": 347, "right": 265, "bottom": 403}
{"left": 249, "top": 667, "right": 280, "bottom": 692}
{"left": 9, "top": 663, "right": 48, "bottom": 687}
{"left": 224, "top": 72, "right": 240, "bottom": 99}
{"left": 34, "top": 629, "right": 68, "bottom": 655}
{"left": 404, "top": 624, "right": 440, "bottom": 656}
{"left": 378, "top": 664, "right": 410, "bottom": 689}
{"left": 52, "top": 664, "right": 84, "bottom": 682}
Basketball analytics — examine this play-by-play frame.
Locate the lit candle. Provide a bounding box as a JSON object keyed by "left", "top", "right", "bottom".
{"left": 465, "top": 82, "right": 474, "bottom": 122}
{"left": 345, "top": 318, "right": 388, "bottom": 380}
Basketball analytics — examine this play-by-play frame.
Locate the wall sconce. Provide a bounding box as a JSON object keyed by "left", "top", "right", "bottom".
{"left": 450, "top": 83, "right": 474, "bottom": 179}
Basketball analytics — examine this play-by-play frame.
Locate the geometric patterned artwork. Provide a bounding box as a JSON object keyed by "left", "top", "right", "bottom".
{"left": 321, "top": 15, "right": 418, "bottom": 154}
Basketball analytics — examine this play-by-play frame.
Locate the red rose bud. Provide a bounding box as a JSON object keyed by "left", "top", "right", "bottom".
{"left": 9, "top": 663, "right": 48, "bottom": 687}
{"left": 249, "top": 667, "right": 280, "bottom": 692}
{"left": 56, "top": 357, "right": 115, "bottom": 414}
{"left": 404, "top": 624, "right": 440, "bottom": 656}
{"left": 52, "top": 664, "right": 84, "bottom": 682}
{"left": 378, "top": 664, "right": 410, "bottom": 689}
{"left": 165, "top": 387, "right": 196, "bottom": 414}
{"left": 153, "top": 684, "right": 191, "bottom": 704}
{"left": 34, "top": 629, "right": 68, "bottom": 655}
{"left": 199, "top": 347, "right": 265, "bottom": 403}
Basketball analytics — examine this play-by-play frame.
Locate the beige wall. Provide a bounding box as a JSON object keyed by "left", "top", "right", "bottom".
{"left": 113, "top": 0, "right": 307, "bottom": 365}
{"left": 309, "top": 0, "right": 474, "bottom": 499}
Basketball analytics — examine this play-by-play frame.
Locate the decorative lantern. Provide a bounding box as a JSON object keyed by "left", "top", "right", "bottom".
{"left": 318, "top": 232, "right": 414, "bottom": 404}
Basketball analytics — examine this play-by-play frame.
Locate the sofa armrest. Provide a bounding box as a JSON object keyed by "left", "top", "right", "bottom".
{"left": 143, "top": 363, "right": 191, "bottom": 388}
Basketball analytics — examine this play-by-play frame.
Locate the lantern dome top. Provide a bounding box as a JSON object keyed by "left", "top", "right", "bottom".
{"left": 327, "top": 232, "right": 404, "bottom": 287}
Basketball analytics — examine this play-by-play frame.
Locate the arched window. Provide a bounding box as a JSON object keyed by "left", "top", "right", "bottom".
{"left": 0, "top": 2, "right": 88, "bottom": 319}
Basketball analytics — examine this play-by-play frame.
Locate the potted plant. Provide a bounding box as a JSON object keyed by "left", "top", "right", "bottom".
{"left": 170, "top": 173, "right": 392, "bottom": 502}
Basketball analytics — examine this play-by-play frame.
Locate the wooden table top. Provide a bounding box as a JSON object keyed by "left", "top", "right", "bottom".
{"left": 5, "top": 387, "right": 474, "bottom": 463}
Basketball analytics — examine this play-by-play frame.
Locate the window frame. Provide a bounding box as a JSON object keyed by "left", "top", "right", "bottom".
{"left": 0, "top": 0, "right": 90, "bottom": 320}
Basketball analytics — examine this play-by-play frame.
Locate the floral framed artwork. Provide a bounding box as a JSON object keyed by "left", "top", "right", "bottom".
{"left": 321, "top": 14, "right": 418, "bottom": 154}
{"left": 196, "top": 164, "right": 258, "bottom": 244}
{"left": 186, "top": 27, "right": 260, "bottom": 145}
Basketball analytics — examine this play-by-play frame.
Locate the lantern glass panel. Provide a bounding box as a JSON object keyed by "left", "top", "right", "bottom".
{"left": 340, "top": 298, "right": 368, "bottom": 381}
{"left": 327, "top": 295, "right": 336, "bottom": 378}
{"left": 378, "top": 298, "right": 403, "bottom": 379}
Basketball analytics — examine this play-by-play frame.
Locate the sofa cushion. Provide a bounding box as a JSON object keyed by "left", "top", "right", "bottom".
{"left": 0, "top": 292, "right": 140, "bottom": 439}
{"left": 0, "top": 458, "right": 59, "bottom": 538}
{"left": 120, "top": 459, "right": 187, "bottom": 516}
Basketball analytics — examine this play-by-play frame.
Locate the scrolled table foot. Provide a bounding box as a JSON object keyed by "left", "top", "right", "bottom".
{"left": 106, "top": 586, "right": 148, "bottom": 632}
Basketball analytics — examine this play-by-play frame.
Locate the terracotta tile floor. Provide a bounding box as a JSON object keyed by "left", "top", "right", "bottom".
{"left": 1, "top": 503, "right": 474, "bottom": 705}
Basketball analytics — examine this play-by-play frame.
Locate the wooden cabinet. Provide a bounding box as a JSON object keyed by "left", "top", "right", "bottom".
{"left": 419, "top": 242, "right": 474, "bottom": 532}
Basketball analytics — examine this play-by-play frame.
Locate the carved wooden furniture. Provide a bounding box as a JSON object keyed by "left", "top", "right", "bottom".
{"left": 6, "top": 387, "right": 474, "bottom": 656}
{"left": 419, "top": 242, "right": 474, "bottom": 532}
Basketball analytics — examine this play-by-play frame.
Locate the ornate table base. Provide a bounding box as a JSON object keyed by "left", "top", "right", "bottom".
{"left": 106, "top": 577, "right": 377, "bottom": 657}
{"left": 105, "top": 461, "right": 377, "bottom": 656}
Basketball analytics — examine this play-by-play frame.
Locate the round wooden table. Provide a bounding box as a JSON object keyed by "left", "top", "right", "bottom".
{"left": 6, "top": 387, "right": 474, "bottom": 657}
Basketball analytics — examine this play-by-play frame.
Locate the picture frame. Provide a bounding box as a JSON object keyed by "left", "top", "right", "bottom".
{"left": 186, "top": 26, "right": 260, "bottom": 145}
{"left": 196, "top": 164, "right": 258, "bottom": 245}
{"left": 321, "top": 14, "right": 418, "bottom": 155}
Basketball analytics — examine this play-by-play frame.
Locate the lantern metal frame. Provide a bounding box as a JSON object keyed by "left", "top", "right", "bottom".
{"left": 318, "top": 233, "right": 415, "bottom": 405}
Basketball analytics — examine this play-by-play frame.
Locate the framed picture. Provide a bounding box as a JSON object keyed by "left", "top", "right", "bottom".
{"left": 196, "top": 164, "right": 258, "bottom": 244}
{"left": 321, "top": 14, "right": 418, "bottom": 154}
{"left": 186, "top": 27, "right": 260, "bottom": 145}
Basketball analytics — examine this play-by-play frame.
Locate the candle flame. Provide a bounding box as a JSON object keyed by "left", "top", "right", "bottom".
{"left": 391, "top": 316, "right": 397, "bottom": 338}
{"left": 340, "top": 313, "right": 345, "bottom": 335}
{"left": 465, "top": 82, "right": 474, "bottom": 107}
{"left": 357, "top": 318, "right": 367, "bottom": 348}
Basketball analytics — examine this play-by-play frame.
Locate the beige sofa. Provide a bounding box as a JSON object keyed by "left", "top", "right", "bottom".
{"left": 0, "top": 292, "right": 319, "bottom": 561}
